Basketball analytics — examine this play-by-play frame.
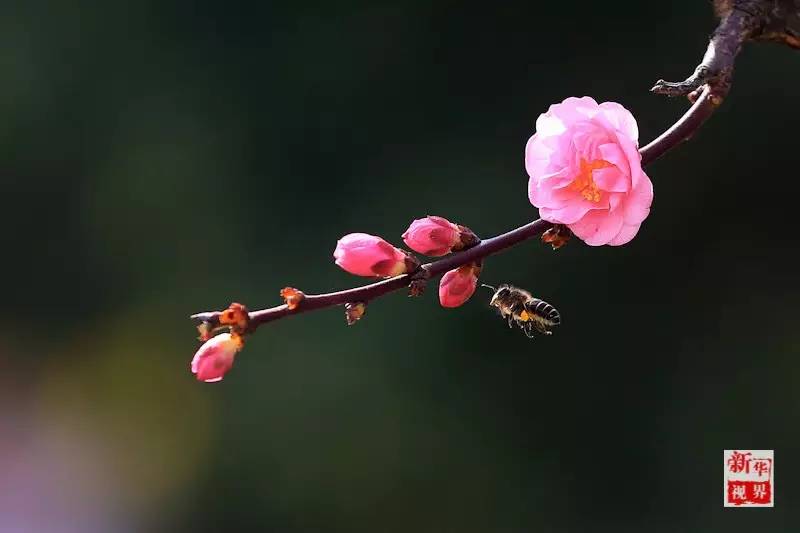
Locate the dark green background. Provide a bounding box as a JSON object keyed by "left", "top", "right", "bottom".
{"left": 2, "top": 1, "right": 798, "bottom": 531}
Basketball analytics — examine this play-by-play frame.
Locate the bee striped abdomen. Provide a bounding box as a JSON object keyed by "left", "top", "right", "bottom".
{"left": 529, "top": 299, "right": 561, "bottom": 326}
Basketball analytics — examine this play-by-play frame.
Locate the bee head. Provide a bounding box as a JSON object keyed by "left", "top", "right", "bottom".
{"left": 496, "top": 286, "right": 511, "bottom": 298}
{"left": 482, "top": 284, "right": 508, "bottom": 307}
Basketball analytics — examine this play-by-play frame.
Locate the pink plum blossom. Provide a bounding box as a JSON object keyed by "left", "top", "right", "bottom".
{"left": 334, "top": 233, "right": 415, "bottom": 277}
{"left": 191, "top": 333, "right": 242, "bottom": 383}
{"left": 439, "top": 265, "right": 479, "bottom": 308}
{"left": 526, "top": 96, "right": 654, "bottom": 246}
{"left": 402, "top": 216, "right": 462, "bottom": 256}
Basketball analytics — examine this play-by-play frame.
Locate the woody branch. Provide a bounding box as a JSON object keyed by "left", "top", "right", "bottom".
{"left": 191, "top": 0, "right": 800, "bottom": 336}
{"left": 191, "top": 88, "right": 719, "bottom": 332}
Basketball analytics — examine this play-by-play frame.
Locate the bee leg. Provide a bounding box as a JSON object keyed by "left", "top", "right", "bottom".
{"left": 523, "top": 321, "right": 535, "bottom": 339}
{"left": 507, "top": 316, "right": 514, "bottom": 329}
{"left": 519, "top": 322, "right": 533, "bottom": 339}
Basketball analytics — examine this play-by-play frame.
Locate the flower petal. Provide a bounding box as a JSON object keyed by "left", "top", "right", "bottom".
{"left": 622, "top": 172, "right": 654, "bottom": 225}
{"left": 548, "top": 96, "right": 600, "bottom": 124}
{"left": 541, "top": 201, "right": 594, "bottom": 225}
{"left": 592, "top": 166, "right": 629, "bottom": 193}
{"left": 608, "top": 223, "right": 642, "bottom": 246}
{"left": 568, "top": 209, "right": 624, "bottom": 246}
{"left": 598, "top": 101, "right": 639, "bottom": 141}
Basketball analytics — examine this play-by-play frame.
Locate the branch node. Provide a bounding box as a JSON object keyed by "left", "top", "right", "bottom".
{"left": 651, "top": 66, "right": 717, "bottom": 98}
{"left": 217, "top": 302, "right": 250, "bottom": 334}
{"left": 541, "top": 224, "right": 572, "bottom": 250}
{"left": 408, "top": 279, "right": 426, "bottom": 297}
{"left": 280, "top": 287, "right": 306, "bottom": 310}
{"left": 453, "top": 226, "right": 480, "bottom": 251}
{"left": 344, "top": 302, "right": 367, "bottom": 325}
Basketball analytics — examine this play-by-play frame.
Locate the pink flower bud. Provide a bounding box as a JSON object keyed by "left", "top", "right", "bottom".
{"left": 439, "top": 264, "right": 479, "bottom": 308}
{"left": 190, "top": 333, "right": 243, "bottom": 383}
{"left": 334, "top": 233, "right": 417, "bottom": 277}
{"left": 402, "top": 216, "right": 463, "bottom": 256}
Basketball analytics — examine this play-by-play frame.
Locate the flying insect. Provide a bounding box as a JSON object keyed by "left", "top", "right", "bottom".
{"left": 482, "top": 284, "right": 561, "bottom": 338}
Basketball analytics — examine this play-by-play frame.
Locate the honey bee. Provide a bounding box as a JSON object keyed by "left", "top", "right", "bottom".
{"left": 482, "top": 284, "right": 561, "bottom": 338}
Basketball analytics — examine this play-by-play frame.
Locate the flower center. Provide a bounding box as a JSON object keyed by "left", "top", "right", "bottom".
{"left": 570, "top": 159, "right": 611, "bottom": 202}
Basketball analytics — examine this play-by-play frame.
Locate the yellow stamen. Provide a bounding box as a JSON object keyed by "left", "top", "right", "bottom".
{"left": 569, "top": 159, "right": 611, "bottom": 202}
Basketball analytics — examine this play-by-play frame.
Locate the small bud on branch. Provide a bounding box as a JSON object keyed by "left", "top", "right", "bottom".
{"left": 191, "top": 332, "right": 243, "bottom": 383}
{"left": 280, "top": 287, "right": 305, "bottom": 310}
{"left": 439, "top": 262, "right": 481, "bottom": 308}
{"left": 334, "top": 233, "right": 419, "bottom": 277}
{"left": 402, "top": 216, "right": 479, "bottom": 256}
{"left": 542, "top": 225, "right": 571, "bottom": 250}
{"left": 344, "top": 302, "right": 367, "bottom": 325}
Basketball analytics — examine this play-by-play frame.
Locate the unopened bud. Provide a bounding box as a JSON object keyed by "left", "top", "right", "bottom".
{"left": 439, "top": 263, "right": 481, "bottom": 308}
{"left": 402, "top": 216, "right": 478, "bottom": 256}
{"left": 190, "top": 332, "right": 244, "bottom": 383}
{"left": 334, "top": 233, "right": 418, "bottom": 277}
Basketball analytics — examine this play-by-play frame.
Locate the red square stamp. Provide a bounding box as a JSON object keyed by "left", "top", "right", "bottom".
{"left": 724, "top": 450, "right": 774, "bottom": 507}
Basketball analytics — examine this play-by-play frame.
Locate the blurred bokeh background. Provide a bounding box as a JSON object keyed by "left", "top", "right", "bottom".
{"left": 2, "top": 1, "right": 799, "bottom": 531}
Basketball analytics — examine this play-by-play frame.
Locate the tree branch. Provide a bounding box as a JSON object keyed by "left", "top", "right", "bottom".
{"left": 651, "top": 0, "right": 800, "bottom": 98}
{"left": 191, "top": 218, "right": 554, "bottom": 331}
{"left": 197, "top": 1, "right": 800, "bottom": 334}
{"left": 651, "top": 1, "right": 759, "bottom": 97}
{"left": 191, "top": 84, "right": 723, "bottom": 332}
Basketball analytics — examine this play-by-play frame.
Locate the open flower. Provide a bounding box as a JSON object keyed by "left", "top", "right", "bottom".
{"left": 402, "top": 216, "right": 462, "bottom": 256}
{"left": 439, "top": 263, "right": 480, "bottom": 308}
{"left": 334, "top": 233, "right": 417, "bottom": 277}
{"left": 190, "top": 333, "right": 243, "bottom": 383}
{"left": 526, "top": 97, "right": 653, "bottom": 246}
